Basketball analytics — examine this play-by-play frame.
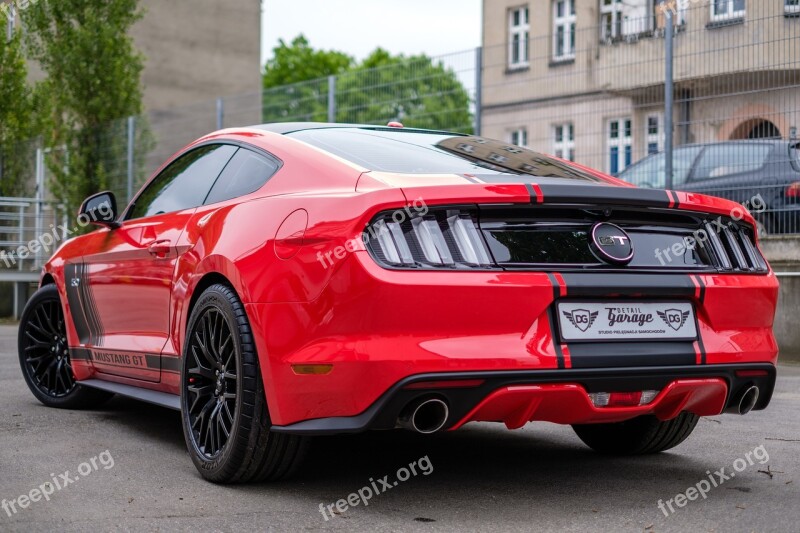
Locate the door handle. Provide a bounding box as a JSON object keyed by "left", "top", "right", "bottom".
{"left": 147, "top": 240, "right": 172, "bottom": 258}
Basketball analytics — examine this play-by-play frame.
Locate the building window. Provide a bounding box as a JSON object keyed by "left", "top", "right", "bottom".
{"left": 554, "top": 123, "right": 575, "bottom": 161}
{"left": 787, "top": 0, "right": 800, "bottom": 15}
{"left": 5, "top": 3, "right": 16, "bottom": 41}
{"left": 553, "top": 0, "right": 576, "bottom": 60}
{"left": 511, "top": 127, "right": 528, "bottom": 147}
{"left": 608, "top": 118, "right": 632, "bottom": 175}
{"left": 646, "top": 114, "right": 663, "bottom": 155}
{"left": 509, "top": 6, "right": 530, "bottom": 68}
{"left": 600, "top": 0, "right": 623, "bottom": 41}
{"left": 711, "top": 0, "right": 745, "bottom": 21}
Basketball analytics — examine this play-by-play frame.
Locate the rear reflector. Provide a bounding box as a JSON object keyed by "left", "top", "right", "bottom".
{"left": 589, "top": 390, "right": 660, "bottom": 408}
{"left": 735, "top": 370, "right": 769, "bottom": 378}
{"left": 291, "top": 364, "right": 334, "bottom": 375}
{"left": 403, "top": 379, "right": 485, "bottom": 390}
{"left": 786, "top": 182, "right": 800, "bottom": 198}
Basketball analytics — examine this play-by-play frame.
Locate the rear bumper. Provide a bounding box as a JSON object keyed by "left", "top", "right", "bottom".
{"left": 270, "top": 363, "right": 776, "bottom": 435}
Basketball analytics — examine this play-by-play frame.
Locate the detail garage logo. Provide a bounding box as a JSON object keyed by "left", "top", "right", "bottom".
{"left": 658, "top": 309, "right": 691, "bottom": 331}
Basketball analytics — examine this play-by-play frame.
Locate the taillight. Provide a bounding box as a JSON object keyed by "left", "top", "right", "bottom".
{"left": 786, "top": 182, "right": 800, "bottom": 198}
{"left": 365, "top": 208, "right": 495, "bottom": 269}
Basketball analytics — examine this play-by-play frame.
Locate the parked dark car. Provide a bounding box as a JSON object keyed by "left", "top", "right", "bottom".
{"left": 619, "top": 140, "right": 800, "bottom": 235}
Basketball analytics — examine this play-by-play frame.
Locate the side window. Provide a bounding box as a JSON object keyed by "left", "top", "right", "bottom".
{"left": 620, "top": 146, "right": 702, "bottom": 189}
{"left": 691, "top": 145, "right": 772, "bottom": 182}
{"left": 126, "top": 144, "right": 237, "bottom": 220}
{"left": 204, "top": 149, "right": 280, "bottom": 205}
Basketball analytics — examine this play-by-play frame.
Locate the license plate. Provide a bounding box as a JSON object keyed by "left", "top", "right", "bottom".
{"left": 556, "top": 301, "right": 697, "bottom": 342}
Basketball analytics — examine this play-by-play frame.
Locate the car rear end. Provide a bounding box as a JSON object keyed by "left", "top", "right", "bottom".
{"left": 261, "top": 127, "right": 779, "bottom": 439}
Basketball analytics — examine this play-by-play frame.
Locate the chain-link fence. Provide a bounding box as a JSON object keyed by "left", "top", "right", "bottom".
{"left": 481, "top": 0, "right": 800, "bottom": 234}
{"left": 2, "top": 0, "right": 800, "bottom": 279}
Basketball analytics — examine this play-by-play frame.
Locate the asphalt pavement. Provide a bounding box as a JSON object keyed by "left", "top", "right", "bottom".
{"left": 1, "top": 325, "right": 798, "bottom": 532}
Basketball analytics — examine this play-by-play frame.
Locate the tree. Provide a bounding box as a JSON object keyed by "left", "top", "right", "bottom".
{"left": 262, "top": 35, "right": 353, "bottom": 123}
{"left": 336, "top": 49, "right": 473, "bottom": 132}
{"left": 0, "top": 32, "right": 40, "bottom": 196}
{"left": 23, "top": 0, "right": 147, "bottom": 214}
{"left": 261, "top": 37, "right": 473, "bottom": 132}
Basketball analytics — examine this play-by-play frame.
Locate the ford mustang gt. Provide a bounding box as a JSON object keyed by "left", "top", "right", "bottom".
{"left": 18, "top": 123, "right": 779, "bottom": 483}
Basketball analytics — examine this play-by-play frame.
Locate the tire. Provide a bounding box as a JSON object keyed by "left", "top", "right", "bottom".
{"left": 180, "top": 283, "right": 307, "bottom": 483}
{"left": 18, "top": 285, "right": 114, "bottom": 409}
{"left": 572, "top": 412, "right": 699, "bottom": 455}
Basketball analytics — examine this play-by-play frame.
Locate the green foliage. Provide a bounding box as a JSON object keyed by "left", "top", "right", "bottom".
{"left": 337, "top": 48, "right": 473, "bottom": 132}
{"left": 262, "top": 36, "right": 473, "bottom": 132}
{"left": 0, "top": 32, "right": 39, "bottom": 196}
{"left": 23, "top": 0, "right": 148, "bottom": 214}
{"left": 263, "top": 35, "right": 353, "bottom": 89}
{"left": 262, "top": 35, "right": 353, "bottom": 123}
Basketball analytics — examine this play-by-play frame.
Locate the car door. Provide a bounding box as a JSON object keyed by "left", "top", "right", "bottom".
{"left": 70, "top": 144, "right": 237, "bottom": 382}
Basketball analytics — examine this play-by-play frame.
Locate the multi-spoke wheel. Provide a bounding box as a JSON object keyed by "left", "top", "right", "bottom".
{"left": 185, "top": 307, "right": 238, "bottom": 458}
{"left": 180, "top": 283, "right": 307, "bottom": 483}
{"left": 18, "top": 285, "right": 113, "bottom": 409}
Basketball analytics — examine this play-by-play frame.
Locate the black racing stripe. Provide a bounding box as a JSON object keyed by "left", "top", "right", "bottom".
{"left": 145, "top": 354, "right": 161, "bottom": 370}
{"left": 559, "top": 273, "right": 696, "bottom": 298}
{"left": 161, "top": 356, "right": 181, "bottom": 373}
{"left": 82, "top": 264, "right": 104, "bottom": 346}
{"left": 692, "top": 275, "right": 707, "bottom": 365}
{"left": 567, "top": 342, "right": 697, "bottom": 369}
{"left": 524, "top": 183, "right": 539, "bottom": 204}
{"left": 546, "top": 309, "right": 565, "bottom": 370}
{"left": 668, "top": 190, "right": 680, "bottom": 207}
{"left": 545, "top": 272, "right": 560, "bottom": 300}
{"left": 545, "top": 272, "right": 565, "bottom": 369}
{"left": 694, "top": 275, "right": 706, "bottom": 303}
{"left": 64, "top": 264, "right": 92, "bottom": 345}
{"left": 536, "top": 184, "right": 672, "bottom": 208}
{"left": 69, "top": 348, "right": 91, "bottom": 362}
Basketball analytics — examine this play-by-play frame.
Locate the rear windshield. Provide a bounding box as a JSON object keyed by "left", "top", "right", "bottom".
{"left": 287, "top": 128, "right": 603, "bottom": 182}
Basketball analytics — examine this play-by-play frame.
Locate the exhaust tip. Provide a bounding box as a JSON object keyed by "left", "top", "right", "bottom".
{"left": 398, "top": 398, "right": 449, "bottom": 434}
{"left": 738, "top": 385, "right": 759, "bottom": 415}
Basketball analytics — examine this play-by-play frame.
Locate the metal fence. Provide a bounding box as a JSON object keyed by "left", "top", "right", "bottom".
{"left": 2, "top": 0, "right": 800, "bottom": 278}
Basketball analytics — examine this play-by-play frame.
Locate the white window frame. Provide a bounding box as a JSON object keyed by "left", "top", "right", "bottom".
{"left": 710, "top": 0, "right": 745, "bottom": 22}
{"left": 553, "top": 123, "right": 575, "bottom": 161}
{"left": 607, "top": 118, "right": 633, "bottom": 175}
{"left": 552, "top": 0, "right": 576, "bottom": 61}
{"left": 600, "top": 0, "right": 623, "bottom": 41}
{"left": 508, "top": 6, "right": 530, "bottom": 69}
{"left": 646, "top": 114, "right": 664, "bottom": 155}
{"left": 787, "top": 0, "right": 800, "bottom": 15}
{"left": 5, "top": 3, "right": 16, "bottom": 41}
{"left": 510, "top": 127, "right": 528, "bottom": 147}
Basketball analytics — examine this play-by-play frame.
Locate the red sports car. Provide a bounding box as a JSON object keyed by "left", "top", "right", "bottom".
{"left": 18, "top": 123, "right": 779, "bottom": 483}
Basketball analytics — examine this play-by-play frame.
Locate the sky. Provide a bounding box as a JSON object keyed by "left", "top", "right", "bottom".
{"left": 260, "top": 0, "right": 483, "bottom": 67}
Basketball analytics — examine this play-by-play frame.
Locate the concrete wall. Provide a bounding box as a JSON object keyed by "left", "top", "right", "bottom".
{"left": 133, "top": 0, "right": 262, "bottom": 111}
{"left": 760, "top": 236, "right": 800, "bottom": 362}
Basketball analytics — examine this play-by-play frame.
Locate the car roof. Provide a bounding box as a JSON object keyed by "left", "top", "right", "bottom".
{"left": 250, "top": 122, "right": 462, "bottom": 136}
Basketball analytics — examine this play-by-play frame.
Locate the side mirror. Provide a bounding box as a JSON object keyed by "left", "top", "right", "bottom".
{"left": 79, "top": 191, "right": 120, "bottom": 229}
